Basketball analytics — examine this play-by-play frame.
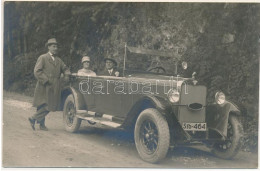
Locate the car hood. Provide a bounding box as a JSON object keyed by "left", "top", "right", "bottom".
{"left": 125, "top": 73, "right": 191, "bottom": 90}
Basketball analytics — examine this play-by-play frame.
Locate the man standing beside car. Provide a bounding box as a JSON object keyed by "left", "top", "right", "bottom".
{"left": 98, "top": 55, "right": 120, "bottom": 77}
{"left": 28, "top": 38, "right": 70, "bottom": 131}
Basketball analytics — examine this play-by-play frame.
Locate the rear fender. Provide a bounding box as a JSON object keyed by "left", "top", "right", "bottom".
{"left": 60, "top": 87, "right": 86, "bottom": 111}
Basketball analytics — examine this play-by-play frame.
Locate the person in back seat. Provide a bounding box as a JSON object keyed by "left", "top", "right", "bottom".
{"left": 77, "top": 56, "right": 96, "bottom": 76}
{"left": 98, "top": 55, "right": 120, "bottom": 77}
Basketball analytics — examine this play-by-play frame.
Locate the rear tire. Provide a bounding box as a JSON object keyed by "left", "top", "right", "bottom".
{"left": 212, "top": 115, "right": 243, "bottom": 159}
{"left": 134, "top": 108, "right": 170, "bottom": 163}
{"left": 63, "top": 94, "right": 81, "bottom": 133}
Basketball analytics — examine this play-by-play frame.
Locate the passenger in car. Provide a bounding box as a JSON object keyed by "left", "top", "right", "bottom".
{"left": 98, "top": 56, "right": 120, "bottom": 77}
{"left": 77, "top": 56, "right": 96, "bottom": 76}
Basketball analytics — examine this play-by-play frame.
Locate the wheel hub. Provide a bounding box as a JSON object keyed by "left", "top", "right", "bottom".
{"left": 140, "top": 120, "right": 159, "bottom": 153}
{"left": 66, "top": 102, "right": 75, "bottom": 126}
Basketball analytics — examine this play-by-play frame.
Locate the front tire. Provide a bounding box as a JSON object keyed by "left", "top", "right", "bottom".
{"left": 63, "top": 94, "right": 81, "bottom": 133}
{"left": 212, "top": 115, "right": 243, "bottom": 159}
{"left": 134, "top": 108, "right": 170, "bottom": 163}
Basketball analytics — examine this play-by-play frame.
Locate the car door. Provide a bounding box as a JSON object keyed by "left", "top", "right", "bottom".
{"left": 91, "top": 76, "right": 124, "bottom": 117}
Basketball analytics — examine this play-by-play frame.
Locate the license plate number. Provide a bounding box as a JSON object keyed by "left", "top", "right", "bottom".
{"left": 182, "top": 123, "right": 207, "bottom": 131}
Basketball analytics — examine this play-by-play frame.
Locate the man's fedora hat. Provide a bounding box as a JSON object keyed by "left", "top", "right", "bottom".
{"left": 104, "top": 55, "right": 117, "bottom": 66}
{"left": 45, "top": 38, "right": 58, "bottom": 47}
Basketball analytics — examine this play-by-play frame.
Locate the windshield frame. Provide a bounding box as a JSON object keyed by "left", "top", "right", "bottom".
{"left": 123, "top": 44, "right": 182, "bottom": 77}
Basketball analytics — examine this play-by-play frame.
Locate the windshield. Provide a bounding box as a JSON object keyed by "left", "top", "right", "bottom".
{"left": 126, "top": 53, "right": 177, "bottom": 75}
{"left": 125, "top": 46, "right": 180, "bottom": 76}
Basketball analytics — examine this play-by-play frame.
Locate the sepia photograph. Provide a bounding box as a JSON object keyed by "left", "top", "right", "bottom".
{"left": 2, "top": 0, "right": 259, "bottom": 168}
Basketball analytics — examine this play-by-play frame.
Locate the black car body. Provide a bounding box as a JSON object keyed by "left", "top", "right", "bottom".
{"left": 60, "top": 45, "right": 243, "bottom": 163}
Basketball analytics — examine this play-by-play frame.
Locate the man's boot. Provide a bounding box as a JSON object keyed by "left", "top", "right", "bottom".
{"left": 28, "top": 117, "right": 36, "bottom": 130}
{"left": 39, "top": 118, "right": 48, "bottom": 131}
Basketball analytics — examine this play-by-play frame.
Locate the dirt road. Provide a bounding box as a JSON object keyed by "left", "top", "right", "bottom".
{"left": 2, "top": 91, "right": 258, "bottom": 168}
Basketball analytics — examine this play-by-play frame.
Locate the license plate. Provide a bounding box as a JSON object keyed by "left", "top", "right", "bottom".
{"left": 182, "top": 123, "right": 207, "bottom": 131}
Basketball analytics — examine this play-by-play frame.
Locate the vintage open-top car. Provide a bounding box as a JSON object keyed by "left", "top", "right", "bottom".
{"left": 60, "top": 45, "right": 243, "bottom": 163}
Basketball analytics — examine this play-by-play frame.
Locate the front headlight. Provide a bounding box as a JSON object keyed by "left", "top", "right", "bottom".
{"left": 215, "top": 91, "right": 226, "bottom": 105}
{"left": 168, "top": 89, "right": 180, "bottom": 103}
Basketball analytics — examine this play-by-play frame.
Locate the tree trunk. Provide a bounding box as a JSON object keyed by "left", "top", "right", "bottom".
{"left": 23, "top": 33, "right": 27, "bottom": 53}
{"left": 7, "top": 30, "right": 13, "bottom": 59}
{"left": 18, "top": 30, "right": 22, "bottom": 54}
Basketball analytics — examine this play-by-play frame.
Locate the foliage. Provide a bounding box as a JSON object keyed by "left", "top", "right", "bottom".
{"left": 3, "top": 2, "right": 259, "bottom": 152}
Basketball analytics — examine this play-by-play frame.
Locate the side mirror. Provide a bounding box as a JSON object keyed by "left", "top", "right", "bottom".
{"left": 182, "top": 61, "right": 188, "bottom": 70}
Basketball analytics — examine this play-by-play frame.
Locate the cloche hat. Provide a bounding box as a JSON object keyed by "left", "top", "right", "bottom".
{"left": 82, "top": 56, "right": 91, "bottom": 63}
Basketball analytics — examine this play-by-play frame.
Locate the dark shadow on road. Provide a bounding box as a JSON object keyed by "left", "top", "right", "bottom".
{"left": 168, "top": 146, "right": 213, "bottom": 158}
{"left": 78, "top": 125, "right": 135, "bottom": 143}
{"left": 77, "top": 124, "right": 215, "bottom": 160}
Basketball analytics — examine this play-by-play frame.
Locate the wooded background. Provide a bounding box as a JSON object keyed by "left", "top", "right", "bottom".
{"left": 3, "top": 2, "right": 259, "bottom": 152}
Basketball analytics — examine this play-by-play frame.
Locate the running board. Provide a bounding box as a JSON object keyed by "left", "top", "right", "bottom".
{"left": 76, "top": 110, "right": 122, "bottom": 128}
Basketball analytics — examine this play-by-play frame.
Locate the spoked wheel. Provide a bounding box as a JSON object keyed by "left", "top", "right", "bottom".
{"left": 63, "top": 94, "right": 81, "bottom": 133}
{"left": 66, "top": 102, "right": 76, "bottom": 126}
{"left": 215, "top": 123, "right": 233, "bottom": 150}
{"left": 212, "top": 115, "right": 243, "bottom": 159}
{"left": 135, "top": 108, "right": 170, "bottom": 163}
{"left": 139, "top": 120, "right": 159, "bottom": 154}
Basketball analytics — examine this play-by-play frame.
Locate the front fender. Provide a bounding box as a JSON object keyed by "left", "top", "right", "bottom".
{"left": 143, "top": 95, "right": 172, "bottom": 114}
{"left": 122, "top": 95, "right": 189, "bottom": 143}
{"left": 121, "top": 95, "right": 172, "bottom": 129}
{"left": 206, "top": 100, "right": 241, "bottom": 137}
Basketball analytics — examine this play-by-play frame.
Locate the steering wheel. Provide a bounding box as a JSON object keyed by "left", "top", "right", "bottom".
{"left": 147, "top": 66, "right": 166, "bottom": 74}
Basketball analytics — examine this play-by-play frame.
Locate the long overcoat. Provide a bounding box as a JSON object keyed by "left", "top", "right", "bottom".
{"left": 33, "top": 53, "right": 69, "bottom": 111}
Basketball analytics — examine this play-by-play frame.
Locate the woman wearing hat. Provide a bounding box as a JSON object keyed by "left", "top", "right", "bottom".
{"left": 77, "top": 56, "right": 96, "bottom": 76}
